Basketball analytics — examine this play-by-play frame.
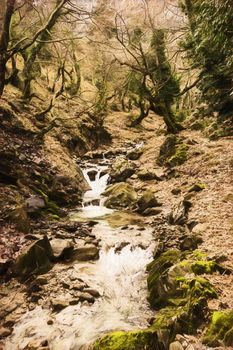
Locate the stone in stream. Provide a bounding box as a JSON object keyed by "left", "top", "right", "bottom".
{"left": 51, "top": 298, "right": 70, "bottom": 312}
{"left": 0, "top": 327, "right": 12, "bottom": 338}
{"left": 78, "top": 292, "right": 95, "bottom": 303}
{"left": 82, "top": 288, "right": 101, "bottom": 298}
{"left": 87, "top": 169, "right": 98, "bottom": 181}
{"left": 110, "top": 156, "right": 137, "bottom": 182}
{"left": 104, "top": 182, "right": 137, "bottom": 209}
{"left": 50, "top": 239, "right": 74, "bottom": 260}
{"left": 73, "top": 244, "right": 99, "bottom": 261}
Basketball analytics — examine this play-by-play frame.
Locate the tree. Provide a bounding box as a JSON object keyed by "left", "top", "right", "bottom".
{"left": 113, "top": 14, "right": 182, "bottom": 133}
{"left": 181, "top": 0, "right": 233, "bottom": 116}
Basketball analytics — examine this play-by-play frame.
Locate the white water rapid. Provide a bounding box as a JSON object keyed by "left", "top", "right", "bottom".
{"left": 5, "top": 163, "right": 155, "bottom": 350}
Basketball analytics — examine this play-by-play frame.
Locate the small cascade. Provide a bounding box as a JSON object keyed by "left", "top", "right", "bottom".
{"left": 71, "top": 164, "right": 113, "bottom": 220}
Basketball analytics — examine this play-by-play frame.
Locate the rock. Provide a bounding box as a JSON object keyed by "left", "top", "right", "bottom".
{"left": 157, "top": 135, "right": 189, "bottom": 167}
{"left": 168, "top": 198, "right": 192, "bottom": 225}
{"left": 14, "top": 236, "right": 53, "bottom": 279}
{"left": 83, "top": 288, "right": 100, "bottom": 298}
{"left": 50, "top": 239, "right": 74, "bottom": 260}
{"left": 110, "top": 157, "right": 137, "bottom": 182}
{"left": 126, "top": 148, "right": 143, "bottom": 160}
{"left": 142, "top": 208, "right": 162, "bottom": 216}
{"left": 87, "top": 169, "right": 98, "bottom": 181}
{"left": 10, "top": 206, "right": 30, "bottom": 233}
{"left": 188, "top": 183, "right": 206, "bottom": 192}
{"left": 115, "top": 242, "right": 130, "bottom": 253}
{"left": 78, "top": 292, "right": 95, "bottom": 303}
{"left": 0, "top": 258, "right": 11, "bottom": 275}
{"left": 51, "top": 298, "right": 69, "bottom": 312}
{"left": 73, "top": 245, "right": 99, "bottom": 261}
{"left": 203, "top": 310, "right": 233, "bottom": 347}
{"left": 25, "top": 195, "right": 46, "bottom": 213}
{"left": 137, "top": 190, "right": 159, "bottom": 214}
{"left": 169, "top": 341, "right": 184, "bottom": 350}
{"left": 71, "top": 282, "right": 86, "bottom": 291}
{"left": 104, "top": 182, "right": 137, "bottom": 209}
{"left": 0, "top": 327, "right": 12, "bottom": 338}
{"left": 137, "top": 169, "right": 159, "bottom": 181}
{"left": 180, "top": 234, "right": 203, "bottom": 251}
{"left": 171, "top": 188, "right": 181, "bottom": 195}
{"left": 49, "top": 173, "right": 89, "bottom": 206}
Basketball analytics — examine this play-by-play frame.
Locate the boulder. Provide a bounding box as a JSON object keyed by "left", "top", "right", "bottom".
{"left": 87, "top": 169, "right": 98, "bottom": 181}
{"left": 25, "top": 195, "right": 46, "bottom": 213}
{"left": 110, "top": 157, "right": 136, "bottom": 182}
{"left": 168, "top": 198, "right": 192, "bottom": 225}
{"left": 137, "top": 169, "right": 159, "bottom": 181}
{"left": 50, "top": 239, "right": 74, "bottom": 260}
{"left": 104, "top": 182, "right": 137, "bottom": 209}
{"left": 126, "top": 148, "right": 143, "bottom": 160}
{"left": 51, "top": 298, "right": 69, "bottom": 312}
{"left": 10, "top": 206, "right": 30, "bottom": 233}
{"left": 137, "top": 190, "right": 160, "bottom": 214}
{"left": 73, "top": 245, "right": 99, "bottom": 261}
{"left": 14, "top": 236, "right": 53, "bottom": 279}
{"left": 157, "top": 135, "right": 189, "bottom": 167}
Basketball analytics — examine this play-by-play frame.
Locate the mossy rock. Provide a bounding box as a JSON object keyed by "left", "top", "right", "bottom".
{"left": 93, "top": 330, "right": 159, "bottom": 350}
{"left": 104, "top": 182, "right": 137, "bottom": 209}
{"left": 110, "top": 157, "right": 137, "bottom": 182}
{"left": 137, "top": 190, "right": 159, "bottom": 214}
{"left": 203, "top": 310, "right": 233, "bottom": 347}
{"left": 157, "top": 136, "right": 189, "bottom": 167}
{"left": 168, "top": 143, "right": 188, "bottom": 167}
{"left": 14, "top": 236, "right": 53, "bottom": 280}
{"left": 191, "top": 260, "right": 223, "bottom": 275}
{"left": 188, "top": 183, "right": 206, "bottom": 192}
{"left": 147, "top": 249, "right": 218, "bottom": 309}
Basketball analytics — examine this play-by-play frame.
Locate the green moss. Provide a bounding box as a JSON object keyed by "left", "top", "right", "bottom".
{"left": 168, "top": 143, "right": 189, "bottom": 167}
{"left": 93, "top": 330, "right": 158, "bottom": 350}
{"left": 157, "top": 136, "right": 189, "bottom": 167}
{"left": 147, "top": 249, "right": 181, "bottom": 290}
{"left": 189, "top": 183, "right": 206, "bottom": 192}
{"left": 191, "top": 261, "right": 218, "bottom": 274}
{"left": 203, "top": 310, "right": 233, "bottom": 346}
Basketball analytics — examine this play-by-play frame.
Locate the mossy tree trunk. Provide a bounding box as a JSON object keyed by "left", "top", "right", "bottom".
{"left": 0, "top": 0, "right": 16, "bottom": 96}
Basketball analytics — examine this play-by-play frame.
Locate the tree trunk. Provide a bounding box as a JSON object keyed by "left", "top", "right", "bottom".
{"left": 0, "top": 0, "right": 16, "bottom": 96}
{"left": 162, "top": 102, "right": 183, "bottom": 134}
{"left": 0, "top": 56, "right": 6, "bottom": 96}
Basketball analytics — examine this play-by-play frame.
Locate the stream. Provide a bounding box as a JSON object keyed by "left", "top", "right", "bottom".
{"left": 5, "top": 161, "right": 156, "bottom": 350}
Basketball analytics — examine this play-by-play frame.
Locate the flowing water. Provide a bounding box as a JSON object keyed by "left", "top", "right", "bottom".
{"left": 5, "top": 162, "right": 155, "bottom": 350}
